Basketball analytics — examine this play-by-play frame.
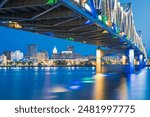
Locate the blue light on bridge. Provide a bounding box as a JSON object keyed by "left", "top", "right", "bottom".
{"left": 139, "top": 54, "right": 143, "bottom": 69}
{"left": 85, "top": 20, "right": 92, "bottom": 25}
{"left": 111, "top": 23, "right": 120, "bottom": 34}
{"left": 84, "top": 3, "right": 93, "bottom": 13}
{"left": 88, "top": 0, "right": 97, "bottom": 17}
{"left": 129, "top": 49, "right": 135, "bottom": 73}
{"left": 140, "top": 55, "right": 143, "bottom": 60}
{"left": 129, "top": 49, "right": 134, "bottom": 57}
{"left": 98, "top": 15, "right": 102, "bottom": 21}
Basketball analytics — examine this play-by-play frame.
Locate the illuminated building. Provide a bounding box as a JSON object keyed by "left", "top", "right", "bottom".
{"left": 67, "top": 46, "right": 74, "bottom": 53}
{"left": 52, "top": 46, "right": 59, "bottom": 59}
{"left": 84, "top": 55, "right": 95, "bottom": 60}
{"left": 27, "top": 44, "right": 37, "bottom": 59}
{"left": 0, "top": 54, "right": 7, "bottom": 65}
{"left": 52, "top": 46, "right": 57, "bottom": 54}
{"left": 13, "top": 50, "right": 24, "bottom": 61}
{"left": 52, "top": 45, "right": 82, "bottom": 59}
{"left": 8, "top": 22, "right": 22, "bottom": 29}
{"left": 41, "top": 50, "right": 49, "bottom": 60}
{"left": 3, "top": 51, "right": 14, "bottom": 61}
{"left": 60, "top": 46, "right": 81, "bottom": 59}
{"left": 37, "top": 51, "right": 49, "bottom": 62}
{"left": 102, "top": 55, "right": 123, "bottom": 65}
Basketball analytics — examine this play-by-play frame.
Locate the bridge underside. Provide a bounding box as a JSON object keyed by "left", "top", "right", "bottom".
{"left": 0, "top": 0, "right": 142, "bottom": 56}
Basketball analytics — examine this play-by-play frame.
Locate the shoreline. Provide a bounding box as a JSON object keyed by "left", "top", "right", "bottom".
{"left": 0, "top": 65, "right": 95, "bottom": 68}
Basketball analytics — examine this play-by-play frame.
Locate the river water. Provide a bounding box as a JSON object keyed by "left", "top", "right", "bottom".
{"left": 0, "top": 67, "right": 150, "bottom": 100}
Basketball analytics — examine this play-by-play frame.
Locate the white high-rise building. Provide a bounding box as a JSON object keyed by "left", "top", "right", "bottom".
{"left": 52, "top": 46, "right": 59, "bottom": 59}
{"left": 53, "top": 46, "right": 57, "bottom": 54}
{"left": 13, "top": 50, "right": 24, "bottom": 61}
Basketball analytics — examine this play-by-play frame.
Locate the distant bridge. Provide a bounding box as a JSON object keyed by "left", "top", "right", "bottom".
{"left": 0, "top": 0, "right": 147, "bottom": 73}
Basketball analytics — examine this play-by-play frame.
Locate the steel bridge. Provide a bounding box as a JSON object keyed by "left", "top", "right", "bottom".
{"left": 0, "top": 0, "right": 147, "bottom": 73}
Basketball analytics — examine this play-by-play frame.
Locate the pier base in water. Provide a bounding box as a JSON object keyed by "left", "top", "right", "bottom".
{"left": 96, "top": 47, "right": 103, "bottom": 74}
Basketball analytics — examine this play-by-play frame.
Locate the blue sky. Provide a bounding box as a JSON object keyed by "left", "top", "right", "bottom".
{"left": 0, "top": 26, "right": 96, "bottom": 56}
{"left": 0, "top": 0, "right": 150, "bottom": 57}
{"left": 121, "top": 0, "right": 150, "bottom": 56}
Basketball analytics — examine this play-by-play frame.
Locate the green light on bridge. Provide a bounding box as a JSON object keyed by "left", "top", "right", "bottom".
{"left": 47, "top": 0, "right": 58, "bottom": 5}
{"left": 126, "top": 35, "right": 129, "bottom": 40}
{"left": 112, "top": 36, "right": 118, "bottom": 39}
{"left": 66, "top": 37, "right": 74, "bottom": 41}
{"left": 102, "top": 15, "right": 108, "bottom": 24}
{"left": 116, "top": 27, "right": 120, "bottom": 34}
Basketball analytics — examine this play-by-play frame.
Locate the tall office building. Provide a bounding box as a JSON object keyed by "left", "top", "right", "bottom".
{"left": 27, "top": 44, "right": 37, "bottom": 59}
{"left": 3, "top": 51, "right": 13, "bottom": 61}
{"left": 67, "top": 46, "right": 74, "bottom": 53}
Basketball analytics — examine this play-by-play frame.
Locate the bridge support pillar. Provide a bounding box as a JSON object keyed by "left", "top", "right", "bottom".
{"left": 143, "top": 59, "right": 147, "bottom": 68}
{"left": 96, "top": 47, "right": 103, "bottom": 74}
{"left": 122, "top": 55, "right": 126, "bottom": 65}
{"left": 139, "top": 54, "right": 143, "bottom": 69}
{"left": 128, "top": 49, "right": 135, "bottom": 73}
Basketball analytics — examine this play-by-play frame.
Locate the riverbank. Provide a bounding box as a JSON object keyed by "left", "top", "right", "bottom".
{"left": 0, "top": 65, "right": 95, "bottom": 67}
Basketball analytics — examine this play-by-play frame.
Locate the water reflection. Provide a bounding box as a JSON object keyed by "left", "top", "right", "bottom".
{"left": 49, "top": 86, "right": 69, "bottom": 93}
{"left": 93, "top": 74, "right": 105, "bottom": 100}
{"left": 0, "top": 67, "right": 150, "bottom": 100}
{"left": 126, "top": 69, "right": 148, "bottom": 100}
{"left": 117, "top": 78, "right": 127, "bottom": 100}
{"left": 92, "top": 73, "right": 128, "bottom": 100}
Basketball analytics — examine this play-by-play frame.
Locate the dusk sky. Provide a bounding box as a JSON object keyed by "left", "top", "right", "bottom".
{"left": 0, "top": 0, "right": 150, "bottom": 57}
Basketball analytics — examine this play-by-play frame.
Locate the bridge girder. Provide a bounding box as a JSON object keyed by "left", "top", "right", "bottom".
{"left": 0, "top": 0, "right": 147, "bottom": 58}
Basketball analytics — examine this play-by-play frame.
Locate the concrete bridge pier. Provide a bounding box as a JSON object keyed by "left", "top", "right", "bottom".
{"left": 139, "top": 54, "right": 144, "bottom": 69}
{"left": 122, "top": 55, "right": 127, "bottom": 65}
{"left": 128, "top": 49, "right": 135, "bottom": 73}
{"left": 143, "top": 58, "right": 147, "bottom": 68}
{"left": 96, "top": 47, "right": 103, "bottom": 74}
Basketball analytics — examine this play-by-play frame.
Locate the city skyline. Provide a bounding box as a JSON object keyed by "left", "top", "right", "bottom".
{"left": 0, "top": 42, "right": 94, "bottom": 58}
{"left": 0, "top": 44, "right": 96, "bottom": 67}
{"left": 0, "top": 26, "right": 96, "bottom": 57}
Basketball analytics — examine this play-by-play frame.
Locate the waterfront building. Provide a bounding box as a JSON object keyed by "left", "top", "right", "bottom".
{"left": 37, "top": 51, "right": 49, "bottom": 62}
{"left": 60, "top": 52, "right": 81, "bottom": 59}
{"left": 52, "top": 45, "right": 82, "bottom": 59}
{"left": 0, "top": 54, "right": 7, "bottom": 65}
{"left": 102, "top": 55, "right": 122, "bottom": 64}
{"left": 41, "top": 50, "right": 49, "bottom": 60}
{"left": 67, "top": 46, "right": 74, "bottom": 53}
{"left": 52, "top": 46, "right": 59, "bottom": 59}
{"left": 13, "top": 50, "right": 24, "bottom": 61}
{"left": 3, "top": 51, "right": 14, "bottom": 61}
{"left": 27, "top": 44, "right": 37, "bottom": 59}
{"left": 53, "top": 46, "right": 57, "bottom": 54}
{"left": 84, "top": 55, "right": 95, "bottom": 60}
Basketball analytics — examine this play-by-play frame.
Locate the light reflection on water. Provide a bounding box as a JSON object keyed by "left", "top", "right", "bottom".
{"left": 0, "top": 67, "right": 150, "bottom": 100}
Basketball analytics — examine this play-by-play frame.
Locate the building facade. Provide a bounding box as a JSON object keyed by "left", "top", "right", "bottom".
{"left": 27, "top": 44, "right": 37, "bottom": 59}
